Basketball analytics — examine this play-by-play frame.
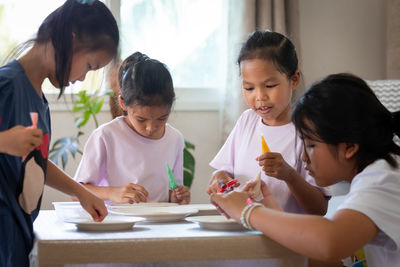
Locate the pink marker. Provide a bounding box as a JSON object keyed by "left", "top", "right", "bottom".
{"left": 22, "top": 112, "right": 39, "bottom": 161}
{"left": 27, "top": 112, "right": 38, "bottom": 129}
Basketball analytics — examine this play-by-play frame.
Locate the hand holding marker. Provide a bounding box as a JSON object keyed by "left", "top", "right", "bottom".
{"left": 218, "top": 179, "right": 239, "bottom": 193}
{"left": 261, "top": 135, "right": 270, "bottom": 153}
{"left": 22, "top": 112, "right": 38, "bottom": 161}
{"left": 167, "top": 163, "right": 179, "bottom": 189}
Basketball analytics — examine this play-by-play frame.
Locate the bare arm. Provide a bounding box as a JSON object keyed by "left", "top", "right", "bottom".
{"left": 258, "top": 152, "right": 328, "bottom": 215}
{"left": 211, "top": 191, "right": 378, "bottom": 261}
{"left": 46, "top": 160, "right": 107, "bottom": 221}
{"left": 250, "top": 208, "right": 378, "bottom": 260}
{"left": 285, "top": 168, "right": 328, "bottom": 215}
{"left": 80, "top": 183, "right": 148, "bottom": 204}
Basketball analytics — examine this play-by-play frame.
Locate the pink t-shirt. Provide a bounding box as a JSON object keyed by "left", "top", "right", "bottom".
{"left": 74, "top": 117, "right": 184, "bottom": 202}
{"left": 210, "top": 109, "right": 330, "bottom": 213}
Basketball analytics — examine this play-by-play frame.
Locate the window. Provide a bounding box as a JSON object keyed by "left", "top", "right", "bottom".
{"left": 0, "top": 0, "right": 226, "bottom": 110}
{"left": 0, "top": 1, "right": 64, "bottom": 60}
{"left": 120, "top": 0, "right": 226, "bottom": 90}
{"left": 119, "top": 0, "right": 226, "bottom": 110}
{"left": 0, "top": 0, "right": 105, "bottom": 95}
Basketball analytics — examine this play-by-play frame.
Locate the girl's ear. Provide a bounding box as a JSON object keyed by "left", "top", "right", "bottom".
{"left": 290, "top": 70, "right": 301, "bottom": 90}
{"left": 118, "top": 95, "right": 127, "bottom": 111}
{"left": 343, "top": 143, "right": 359, "bottom": 159}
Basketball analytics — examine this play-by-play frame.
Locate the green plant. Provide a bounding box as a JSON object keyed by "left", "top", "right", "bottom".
{"left": 49, "top": 90, "right": 112, "bottom": 169}
{"left": 183, "top": 139, "right": 195, "bottom": 188}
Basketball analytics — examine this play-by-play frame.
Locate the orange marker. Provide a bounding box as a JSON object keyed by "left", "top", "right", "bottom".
{"left": 261, "top": 135, "right": 270, "bottom": 153}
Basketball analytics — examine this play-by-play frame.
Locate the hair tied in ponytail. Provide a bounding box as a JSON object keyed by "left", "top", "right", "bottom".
{"left": 75, "top": 0, "right": 96, "bottom": 5}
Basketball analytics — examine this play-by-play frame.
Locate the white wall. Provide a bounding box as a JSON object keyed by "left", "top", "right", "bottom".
{"left": 299, "top": 0, "right": 386, "bottom": 87}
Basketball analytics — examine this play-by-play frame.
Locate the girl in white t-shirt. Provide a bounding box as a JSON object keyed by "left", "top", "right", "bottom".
{"left": 207, "top": 30, "right": 329, "bottom": 215}
{"left": 74, "top": 52, "right": 190, "bottom": 204}
{"left": 211, "top": 73, "right": 400, "bottom": 266}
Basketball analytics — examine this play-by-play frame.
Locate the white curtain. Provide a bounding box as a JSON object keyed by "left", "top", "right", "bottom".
{"left": 221, "top": 0, "right": 302, "bottom": 142}
{"left": 387, "top": 0, "right": 400, "bottom": 79}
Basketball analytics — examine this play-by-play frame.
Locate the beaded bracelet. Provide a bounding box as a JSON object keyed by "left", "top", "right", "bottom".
{"left": 240, "top": 204, "right": 253, "bottom": 229}
{"left": 245, "top": 203, "right": 262, "bottom": 230}
{"left": 240, "top": 200, "right": 263, "bottom": 230}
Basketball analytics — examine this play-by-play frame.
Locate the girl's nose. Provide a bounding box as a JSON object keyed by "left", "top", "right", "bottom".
{"left": 78, "top": 72, "right": 88, "bottom": 82}
{"left": 146, "top": 123, "right": 156, "bottom": 134}
{"left": 255, "top": 87, "right": 267, "bottom": 101}
{"left": 301, "top": 150, "right": 309, "bottom": 163}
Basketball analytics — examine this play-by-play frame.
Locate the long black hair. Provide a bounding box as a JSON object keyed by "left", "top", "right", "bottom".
{"left": 6, "top": 0, "right": 119, "bottom": 97}
{"left": 237, "top": 30, "right": 298, "bottom": 79}
{"left": 293, "top": 73, "right": 400, "bottom": 171}
{"left": 118, "top": 52, "right": 175, "bottom": 108}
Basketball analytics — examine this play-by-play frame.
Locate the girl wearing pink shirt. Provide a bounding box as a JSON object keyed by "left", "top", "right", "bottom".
{"left": 207, "top": 30, "right": 329, "bottom": 215}
{"left": 74, "top": 52, "right": 190, "bottom": 204}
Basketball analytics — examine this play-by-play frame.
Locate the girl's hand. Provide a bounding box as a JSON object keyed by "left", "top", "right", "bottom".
{"left": 76, "top": 188, "right": 108, "bottom": 222}
{"left": 243, "top": 180, "right": 283, "bottom": 211}
{"left": 210, "top": 191, "right": 249, "bottom": 221}
{"left": 257, "top": 152, "right": 296, "bottom": 182}
{"left": 108, "top": 183, "right": 149, "bottom": 204}
{"left": 206, "top": 171, "right": 240, "bottom": 195}
{"left": 0, "top": 126, "right": 43, "bottom": 156}
{"left": 170, "top": 185, "right": 190, "bottom": 204}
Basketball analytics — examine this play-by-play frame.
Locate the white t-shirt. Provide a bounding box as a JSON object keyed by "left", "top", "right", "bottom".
{"left": 210, "top": 109, "right": 330, "bottom": 213}
{"left": 337, "top": 156, "right": 400, "bottom": 267}
{"left": 74, "top": 117, "right": 184, "bottom": 202}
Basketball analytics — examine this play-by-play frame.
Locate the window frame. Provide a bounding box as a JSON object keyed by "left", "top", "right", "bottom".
{"left": 46, "top": 0, "right": 223, "bottom": 112}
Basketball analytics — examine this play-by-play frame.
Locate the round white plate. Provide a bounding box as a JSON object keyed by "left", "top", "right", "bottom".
{"left": 109, "top": 206, "right": 198, "bottom": 222}
{"left": 52, "top": 201, "right": 81, "bottom": 206}
{"left": 64, "top": 216, "right": 145, "bottom": 231}
{"left": 108, "top": 202, "right": 178, "bottom": 209}
{"left": 186, "top": 215, "right": 246, "bottom": 231}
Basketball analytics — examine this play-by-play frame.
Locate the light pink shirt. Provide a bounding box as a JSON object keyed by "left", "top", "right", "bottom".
{"left": 74, "top": 117, "right": 184, "bottom": 202}
{"left": 210, "top": 109, "right": 330, "bottom": 213}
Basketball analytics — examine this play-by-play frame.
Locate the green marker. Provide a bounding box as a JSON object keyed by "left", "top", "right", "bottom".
{"left": 167, "top": 163, "right": 178, "bottom": 189}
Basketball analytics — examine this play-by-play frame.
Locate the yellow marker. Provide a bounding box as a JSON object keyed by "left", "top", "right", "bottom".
{"left": 353, "top": 248, "right": 368, "bottom": 266}
{"left": 261, "top": 136, "right": 270, "bottom": 153}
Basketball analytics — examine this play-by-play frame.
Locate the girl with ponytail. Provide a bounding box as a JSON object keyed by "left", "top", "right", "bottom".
{"left": 74, "top": 52, "right": 190, "bottom": 205}
{"left": 0, "top": 1, "right": 119, "bottom": 265}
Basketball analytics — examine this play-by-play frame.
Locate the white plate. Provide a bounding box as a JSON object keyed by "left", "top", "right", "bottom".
{"left": 109, "top": 206, "right": 198, "bottom": 222}
{"left": 52, "top": 201, "right": 81, "bottom": 206}
{"left": 183, "top": 204, "right": 219, "bottom": 216}
{"left": 64, "top": 216, "right": 145, "bottom": 231}
{"left": 108, "top": 202, "right": 178, "bottom": 209}
{"left": 186, "top": 215, "right": 246, "bottom": 231}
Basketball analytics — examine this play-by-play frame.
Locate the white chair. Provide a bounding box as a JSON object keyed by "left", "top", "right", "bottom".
{"left": 366, "top": 80, "right": 400, "bottom": 112}
{"left": 367, "top": 80, "right": 400, "bottom": 146}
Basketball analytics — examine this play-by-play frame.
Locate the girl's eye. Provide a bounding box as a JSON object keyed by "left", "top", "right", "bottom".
{"left": 244, "top": 87, "right": 254, "bottom": 91}
{"left": 137, "top": 119, "right": 146, "bottom": 123}
{"left": 266, "top": 84, "right": 278, "bottom": 89}
{"left": 158, "top": 118, "right": 168, "bottom": 121}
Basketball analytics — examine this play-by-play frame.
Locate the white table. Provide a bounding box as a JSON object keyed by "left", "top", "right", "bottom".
{"left": 33, "top": 210, "right": 307, "bottom": 266}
